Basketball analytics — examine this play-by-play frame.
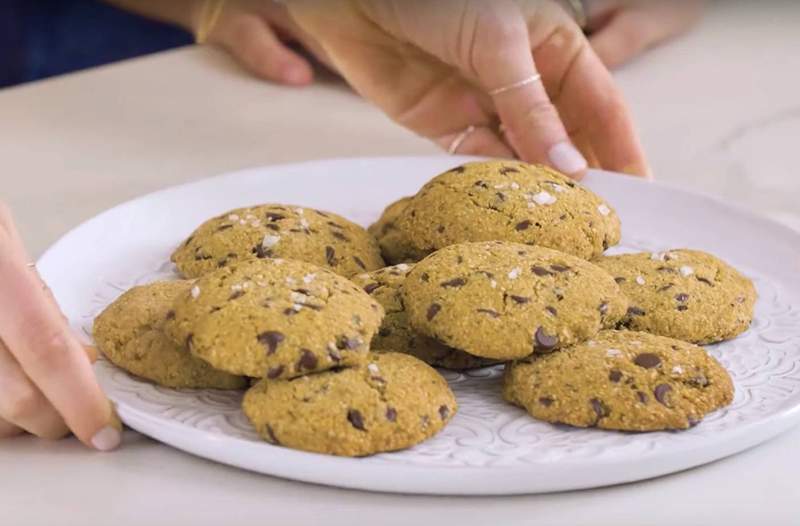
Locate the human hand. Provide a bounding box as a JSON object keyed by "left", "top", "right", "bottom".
{"left": 287, "top": 0, "right": 649, "bottom": 178}
{"left": 0, "top": 203, "right": 120, "bottom": 449}
{"left": 585, "top": 0, "right": 705, "bottom": 69}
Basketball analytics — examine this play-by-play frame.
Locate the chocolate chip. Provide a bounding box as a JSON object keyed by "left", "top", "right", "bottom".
{"left": 347, "top": 409, "right": 366, "bottom": 431}
{"left": 532, "top": 266, "right": 553, "bottom": 277}
{"left": 427, "top": 303, "right": 442, "bottom": 321}
{"left": 336, "top": 336, "right": 362, "bottom": 350}
{"left": 436, "top": 225, "right": 446, "bottom": 234}
{"left": 265, "top": 212, "right": 285, "bottom": 221}
{"left": 451, "top": 166, "right": 466, "bottom": 174}
{"left": 257, "top": 331, "right": 285, "bottom": 355}
{"left": 386, "top": 407, "right": 397, "bottom": 422}
{"left": 438, "top": 405, "right": 450, "bottom": 420}
{"left": 325, "top": 246, "right": 336, "bottom": 265}
{"left": 657, "top": 284, "right": 675, "bottom": 292}
{"left": 353, "top": 256, "right": 366, "bottom": 270}
{"left": 599, "top": 302, "right": 609, "bottom": 315}
{"left": 283, "top": 307, "right": 297, "bottom": 316}
{"left": 689, "top": 374, "right": 709, "bottom": 387}
{"left": 534, "top": 327, "right": 559, "bottom": 352}
{"left": 634, "top": 353, "right": 661, "bottom": 369}
{"left": 656, "top": 266, "right": 676, "bottom": 273}
{"left": 165, "top": 310, "right": 175, "bottom": 321}
{"left": 539, "top": 396, "right": 554, "bottom": 407}
{"left": 545, "top": 306, "right": 558, "bottom": 316}
{"left": 315, "top": 210, "right": 330, "bottom": 218}
{"left": 477, "top": 308, "right": 500, "bottom": 318}
{"left": 265, "top": 223, "right": 280, "bottom": 231}
{"left": 499, "top": 166, "right": 519, "bottom": 174}
{"left": 265, "top": 424, "right": 280, "bottom": 445}
{"left": 627, "top": 306, "right": 646, "bottom": 317}
{"left": 332, "top": 231, "right": 350, "bottom": 242}
{"left": 473, "top": 180, "right": 489, "bottom": 189}
{"left": 675, "top": 293, "right": 690, "bottom": 302}
{"left": 253, "top": 244, "right": 271, "bottom": 259}
{"left": 696, "top": 277, "right": 714, "bottom": 286}
{"left": 267, "top": 365, "right": 285, "bottom": 379}
{"left": 297, "top": 349, "right": 318, "bottom": 371}
{"left": 677, "top": 305, "right": 689, "bottom": 311}
{"left": 590, "top": 398, "right": 608, "bottom": 423}
{"left": 216, "top": 224, "right": 233, "bottom": 232}
{"left": 550, "top": 264, "right": 571, "bottom": 273}
{"left": 440, "top": 277, "right": 466, "bottom": 288}
{"left": 637, "top": 391, "right": 649, "bottom": 404}
{"left": 614, "top": 277, "right": 626, "bottom": 283}
{"left": 515, "top": 220, "right": 532, "bottom": 231}
{"left": 654, "top": 384, "right": 672, "bottom": 406}
{"left": 510, "top": 295, "right": 530, "bottom": 305}
{"left": 609, "top": 369, "right": 622, "bottom": 383}
{"left": 420, "top": 272, "right": 430, "bottom": 282}
{"left": 363, "top": 283, "right": 380, "bottom": 294}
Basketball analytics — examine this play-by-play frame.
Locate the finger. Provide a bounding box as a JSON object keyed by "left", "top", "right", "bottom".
{"left": 552, "top": 41, "right": 651, "bottom": 178}
{"left": 468, "top": 6, "right": 588, "bottom": 177}
{"left": 0, "top": 204, "right": 120, "bottom": 451}
{"left": 213, "top": 13, "right": 314, "bottom": 86}
{"left": 0, "top": 340, "right": 69, "bottom": 439}
{"left": 436, "top": 126, "right": 515, "bottom": 159}
{"left": 0, "top": 416, "right": 23, "bottom": 438}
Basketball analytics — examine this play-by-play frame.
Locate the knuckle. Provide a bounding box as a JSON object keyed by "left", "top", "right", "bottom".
{"left": 522, "top": 98, "right": 561, "bottom": 128}
{"left": 4, "top": 385, "right": 41, "bottom": 422}
{"left": 21, "top": 322, "right": 71, "bottom": 367}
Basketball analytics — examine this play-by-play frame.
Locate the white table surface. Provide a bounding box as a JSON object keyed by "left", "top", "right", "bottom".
{"left": 2, "top": 2, "right": 799, "bottom": 525}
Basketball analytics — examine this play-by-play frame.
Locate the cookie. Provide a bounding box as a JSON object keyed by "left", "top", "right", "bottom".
{"left": 367, "top": 197, "right": 428, "bottom": 264}
{"left": 351, "top": 264, "right": 499, "bottom": 370}
{"left": 164, "top": 258, "right": 384, "bottom": 380}
{"left": 403, "top": 242, "right": 628, "bottom": 360}
{"left": 93, "top": 281, "right": 247, "bottom": 389}
{"left": 172, "top": 204, "right": 385, "bottom": 279}
{"left": 242, "top": 352, "right": 457, "bottom": 456}
{"left": 503, "top": 330, "right": 734, "bottom": 431}
{"left": 595, "top": 250, "right": 756, "bottom": 344}
{"left": 394, "top": 161, "right": 621, "bottom": 261}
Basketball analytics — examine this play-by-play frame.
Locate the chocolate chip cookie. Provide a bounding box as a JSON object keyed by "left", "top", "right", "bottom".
{"left": 351, "top": 264, "right": 499, "bottom": 370}
{"left": 172, "top": 204, "right": 385, "bottom": 279}
{"left": 595, "top": 250, "right": 757, "bottom": 344}
{"left": 403, "top": 242, "right": 628, "bottom": 360}
{"left": 367, "top": 197, "right": 429, "bottom": 264}
{"left": 503, "top": 330, "right": 734, "bottom": 431}
{"left": 93, "top": 281, "right": 247, "bottom": 389}
{"left": 242, "top": 352, "right": 457, "bottom": 456}
{"left": 164, "top": 258, "right": 384, "bottom": 379}
{"left": 394, "top": 161, "right": 621, "bottom": 260}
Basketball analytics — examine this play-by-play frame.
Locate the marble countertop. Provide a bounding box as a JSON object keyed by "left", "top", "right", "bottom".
{"left": 1, "top": 2, "right": 799, "bottom": 525}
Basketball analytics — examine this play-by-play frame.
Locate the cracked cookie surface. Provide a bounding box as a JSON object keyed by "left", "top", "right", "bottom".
{"left": 352, "top": 264, "right": 500, "bottom": 370}
{"left": 172, "top": 204, "right": 385, "bottom": 279}
{"left": 394, "top": 161, "right": 621, "bottom": 260}
{"left": 403, "top": 242, "right": 628, "bottom": 360}
{"left": 242, "top": 352, "right": 457, "bottom": 456}
{"left": 93, "top": 281, "right": 247, "bottom": 389}
{"left": 164, "top": 259, "right": 384, "bottom": 379}
{"left": 595, "top": 250, "right": 756, "bottom": 344}
{"left": 503, "top": 330, "right": 734, "bottom": 431}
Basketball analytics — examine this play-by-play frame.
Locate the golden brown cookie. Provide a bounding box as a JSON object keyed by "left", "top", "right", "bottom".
{"left": 367, "top": 197, "right": 429, "bottom": 264}
{"left": 595, "top": 250, "right": 757, "bottom": 344}
{"left": 394, "top": 161, "right": 621, "bottom": 260}
{"left": 403, "top": 242, "right": 628, "bottom": 361}
{"left": 242, "top": 352, "right": 457, "bottom": 456}
{"left": 351, "top": 264, "right": 500, "bottom": 370}
{"left": 503, "top": 330, "right": 734, "bottom": 431}
{"left": 172, "top": 204, "right": 384, "bottom": 278}
{"left": 163, "top": 258, "right": 384, "bottom": 380}
{"left": 93, "top": 281, "right": 247, "bottom": 389}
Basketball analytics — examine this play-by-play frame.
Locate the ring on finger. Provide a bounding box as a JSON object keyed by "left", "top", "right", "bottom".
{"left": 489, "top": 73, "right": 543, "bottom": 97}
{"left": 447, "top": 125, "right": 477, "bottom": 155}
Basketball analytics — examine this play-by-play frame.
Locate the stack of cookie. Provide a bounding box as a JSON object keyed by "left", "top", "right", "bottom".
{"left": 94, "top": 160, "right": 755, "bottom": 456}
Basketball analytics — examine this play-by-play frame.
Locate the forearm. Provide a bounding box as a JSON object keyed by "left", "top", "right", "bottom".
{"left": 101, "top": 0, "right": 200, "bottom": 31}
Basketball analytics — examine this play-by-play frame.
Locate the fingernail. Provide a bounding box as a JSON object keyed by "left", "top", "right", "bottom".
{"left": 548, "top": 142, "right": 588, "bottom": 176}
{"left": 91, "top": 426, "right": 121, "bottom": 452}
{"left": 282, "top": 65, "right": 309, "bottom": 85}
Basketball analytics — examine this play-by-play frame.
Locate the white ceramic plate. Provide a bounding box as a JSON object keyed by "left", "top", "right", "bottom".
{"left": 40, "top": 156, "right": 800, "bottom": 495}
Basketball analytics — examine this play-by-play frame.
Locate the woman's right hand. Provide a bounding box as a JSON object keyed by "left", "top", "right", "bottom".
{"left": 0, "top": 202, "right": 121, "bottom": 450}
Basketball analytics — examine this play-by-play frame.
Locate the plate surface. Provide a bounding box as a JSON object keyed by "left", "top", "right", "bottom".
{"left": 40, "top": 156, "right": 800, "bottom": 495}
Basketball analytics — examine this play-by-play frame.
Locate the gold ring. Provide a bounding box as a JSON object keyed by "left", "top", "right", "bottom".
{"left": 447, "top": 126, "right": 477, "bottom": 155}
{"left": 195, "top": 0, "right": 226, "bottom": 44}
{"left": 489, "top": 74, "right": 542, "bottom": 97}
